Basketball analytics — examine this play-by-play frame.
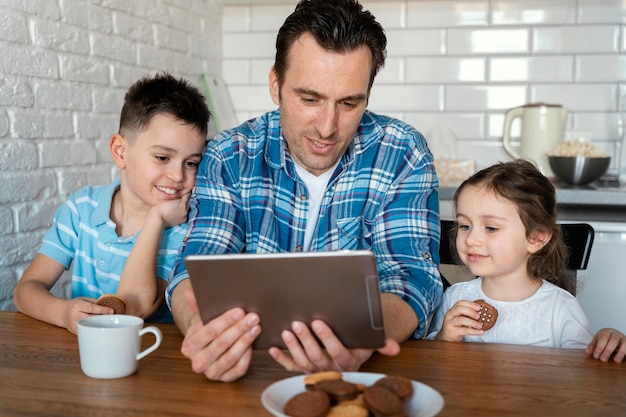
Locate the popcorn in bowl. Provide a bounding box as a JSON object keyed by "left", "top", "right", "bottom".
{"left": 548, "top": 140, "right": 608, "bottom": 157}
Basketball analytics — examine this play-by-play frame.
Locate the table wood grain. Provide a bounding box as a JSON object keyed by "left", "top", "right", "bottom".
{"left": 0, "top": 312, "right": 624, "bottom": 416}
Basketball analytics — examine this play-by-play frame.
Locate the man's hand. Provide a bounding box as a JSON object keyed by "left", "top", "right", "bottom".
{"left": 268, "top": 319, "right": 400, "bottom": 373}
{"left": 179, "top": 288, "right": 262, "bottom": 381}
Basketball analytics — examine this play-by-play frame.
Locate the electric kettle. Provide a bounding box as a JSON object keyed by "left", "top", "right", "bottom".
{"left": 502, "top": 103, "right": 568, "bottom": 177}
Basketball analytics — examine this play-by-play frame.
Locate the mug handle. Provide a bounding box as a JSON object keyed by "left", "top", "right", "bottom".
{"left": 137, "top": 326, "right": 163, "bottom": 361}
{"left": 502, "top": 106, "right": 524, "bottom": 158}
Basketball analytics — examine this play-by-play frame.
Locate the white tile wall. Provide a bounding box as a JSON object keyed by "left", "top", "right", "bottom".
{"left": 223, "top": 0, "right": 626, "bottom": 169}
{"left": 492, "top": 0, "right": 576, "bottom": 25}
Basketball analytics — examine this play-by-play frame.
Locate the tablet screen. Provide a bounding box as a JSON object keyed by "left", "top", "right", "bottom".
{"left": 185, "top": 250, "right": 385, "bottom": 349}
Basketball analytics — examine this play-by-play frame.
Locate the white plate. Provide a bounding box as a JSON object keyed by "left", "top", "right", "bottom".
{"left": 261, "top": 371, "right": 444, "bottom": 417}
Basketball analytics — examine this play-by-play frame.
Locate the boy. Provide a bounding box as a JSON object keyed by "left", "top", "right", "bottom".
{"left": 14, "top": 72, "right": 211, "bottom": 334}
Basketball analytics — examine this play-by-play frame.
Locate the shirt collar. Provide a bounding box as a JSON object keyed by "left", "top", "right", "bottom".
{"left": 92, "top": 179, "right": 121, "bottom": 227}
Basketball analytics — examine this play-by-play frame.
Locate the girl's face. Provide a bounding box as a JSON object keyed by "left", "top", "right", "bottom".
{"left": 455, "top": 184, "right": 539, "bottom": 282}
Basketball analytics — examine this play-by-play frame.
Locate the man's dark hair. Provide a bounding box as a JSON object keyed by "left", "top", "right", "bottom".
{"left": 119, "top": 72, "right": 211, "bottom": 140}
{"left": 274, "top": 0, "right": 386, "bottom": 91}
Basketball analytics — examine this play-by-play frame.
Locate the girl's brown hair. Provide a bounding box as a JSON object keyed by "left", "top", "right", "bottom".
{"left": 453, "top": 160, "right": 571, "bottom": 291}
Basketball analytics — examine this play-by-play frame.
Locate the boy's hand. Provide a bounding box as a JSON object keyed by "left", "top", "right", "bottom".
{"left": 436, "top": 300, "right": 485, "bottom": 342}
{"left": 585, "top": 328, "right": 626, "bottom": 363}
{"left": 154, "top": 193, "right": 190, "bottom": 228}
{"left": 61, "top": 298, "right": 116, "bottom": 335}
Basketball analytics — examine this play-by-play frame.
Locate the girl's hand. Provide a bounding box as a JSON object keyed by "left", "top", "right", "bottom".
{"left": 436, "top": 300, "right": 485, "bottom": 342}
{"left": 585, "top": 328, "right": 626, "bottom": 363}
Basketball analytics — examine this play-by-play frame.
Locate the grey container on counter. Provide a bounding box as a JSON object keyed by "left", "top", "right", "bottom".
{"left": 548, "top": 155, "right": 610, "bottom": 185}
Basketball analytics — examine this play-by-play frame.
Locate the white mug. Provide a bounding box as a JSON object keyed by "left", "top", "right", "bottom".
{"left": 77, "top": 314, "right": 162, "bottom": 379}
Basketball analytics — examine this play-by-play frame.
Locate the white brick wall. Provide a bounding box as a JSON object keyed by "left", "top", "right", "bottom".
{"left": 222, "top": 0, "right": 626, "bottom": 170}
{"left": 0, "top": 0, "right": 222, "bottom": 310}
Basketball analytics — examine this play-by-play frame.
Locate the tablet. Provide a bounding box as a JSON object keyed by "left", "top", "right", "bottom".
{"left": 185, "top": 250, "right": 385, "bottom": 349}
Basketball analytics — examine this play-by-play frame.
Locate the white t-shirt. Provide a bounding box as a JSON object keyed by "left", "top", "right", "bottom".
{"left": 294, "top": 162, "right": 338, "bottom": 252}
{"left": 426, "top": 277, "right": 593, "bottom": 348}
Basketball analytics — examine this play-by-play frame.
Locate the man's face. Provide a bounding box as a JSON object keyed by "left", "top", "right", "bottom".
{"left": 269, "top": 32, "right": 372, "bottom": 176}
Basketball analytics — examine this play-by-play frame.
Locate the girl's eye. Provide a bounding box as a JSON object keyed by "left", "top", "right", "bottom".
{"left": 458, "top": 224, "right": 470, "bottom": 231}
{"left": 155, "top": 155, "right": 169, "bottom": 162}
{"left": 486, "top": 226, "right": 498, "bottom": 233}
{"left": 185, "top": 160, "right": 199, "bottom": 169}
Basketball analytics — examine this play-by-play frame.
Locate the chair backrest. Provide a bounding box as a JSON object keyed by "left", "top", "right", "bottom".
{"left": 439, "top": 220, "right": 594, "bottom": 295}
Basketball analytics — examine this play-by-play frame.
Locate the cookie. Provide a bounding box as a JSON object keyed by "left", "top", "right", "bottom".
{"left": 96, "top": 294, "right": 126, "bottom": 315}
{"left": 326, "top": 403, "right": 369, "bottom": 417}
{"left": 374, "top": 375, "right": 414, "bottom": 401}
{"left": 284, "top": 390, "right": 331, "bottom": 417}
{"left": 304, "top": 371, "right": 343, "bottom": 389}
{"left": 474, "top": 299, "right": 498, "bottom": 330}
{"left": 313, "top": 379, "right": 359, "bottom": 403}
{"left": 362, "top": 385, "right": 404, "bottom": 416}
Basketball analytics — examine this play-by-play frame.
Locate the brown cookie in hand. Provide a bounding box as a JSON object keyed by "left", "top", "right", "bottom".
{"left": 474, "top": 299, "right": 498, "bottom": 330}
{"left": 96, "top": 294, "right": 127, "bottom": 315}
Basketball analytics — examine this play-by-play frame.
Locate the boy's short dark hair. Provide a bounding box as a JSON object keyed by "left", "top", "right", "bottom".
{"left": 119, "top": 72, "right": 211, "bottom": 140}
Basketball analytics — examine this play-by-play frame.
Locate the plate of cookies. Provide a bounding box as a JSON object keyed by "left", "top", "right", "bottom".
{"left": 261, "top": 371, "right": 444, "bottom": 417}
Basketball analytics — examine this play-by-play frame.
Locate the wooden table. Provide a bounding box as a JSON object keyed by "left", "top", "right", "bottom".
{"left": 1, "top": 312, "right": 624, "bottom": 416}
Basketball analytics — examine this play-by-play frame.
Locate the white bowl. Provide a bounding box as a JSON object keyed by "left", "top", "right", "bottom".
{"left": 261, "top": 372, "right": 444, "bottom": 417}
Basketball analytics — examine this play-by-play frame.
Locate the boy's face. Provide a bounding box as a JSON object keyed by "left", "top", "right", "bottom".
{"left": 114, "top": 113, "right": 205, "bottom": 209}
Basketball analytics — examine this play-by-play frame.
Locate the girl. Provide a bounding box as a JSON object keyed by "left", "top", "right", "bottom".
{"left": 428, "top": 160, "right": 625, "bottom": 362}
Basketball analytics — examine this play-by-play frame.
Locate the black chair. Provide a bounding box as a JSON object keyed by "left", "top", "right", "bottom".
{"left": 438, "top": 220, "right": 594, "bottom": 296}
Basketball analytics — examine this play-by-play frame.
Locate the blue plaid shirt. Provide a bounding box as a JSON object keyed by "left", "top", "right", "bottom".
{"left": 167, "top": 109, "right": 442, "bottom": 337}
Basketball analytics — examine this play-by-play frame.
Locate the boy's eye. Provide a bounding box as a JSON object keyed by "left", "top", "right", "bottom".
{"left": 155, "top": 155, "right": 169, "bottom": 162}
{"left": 486, "top": 226, "right": 498, "bottom": 233}
{"left": 340, "top": 101, "right": 357, "bottom": 109}
{"left": 185, "top": 160, "right": 199, "bottom": 168}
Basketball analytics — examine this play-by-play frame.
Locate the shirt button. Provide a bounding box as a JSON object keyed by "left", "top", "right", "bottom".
{"left": 296, "top": 245, "right": 303, "bottom": 252}
{"left": 99, "top": 260, "right": 105, "bottom": 266}
{"left": 424, "top": 252, "right": 431, "bottom": 260}
{"left": 300, "top": 195, "right": 307, "bottom": 201}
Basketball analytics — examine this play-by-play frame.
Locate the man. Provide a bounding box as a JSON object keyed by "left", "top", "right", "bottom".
{"left": 167, "top": 0, "right": 443, "bottom": 381}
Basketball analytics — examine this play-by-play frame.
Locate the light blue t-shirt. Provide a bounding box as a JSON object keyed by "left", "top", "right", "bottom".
{"left": 39, "top": 179, "right": 186, "bottom": 322}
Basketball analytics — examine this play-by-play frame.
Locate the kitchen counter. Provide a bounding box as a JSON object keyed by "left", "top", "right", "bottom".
{"left": 440, "top": 179, "right": 626, "bottom": 222}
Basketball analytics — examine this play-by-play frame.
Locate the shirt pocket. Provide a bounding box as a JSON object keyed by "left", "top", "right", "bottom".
{"left": 336, "top": 217, "right": 371, "bottom": 249}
